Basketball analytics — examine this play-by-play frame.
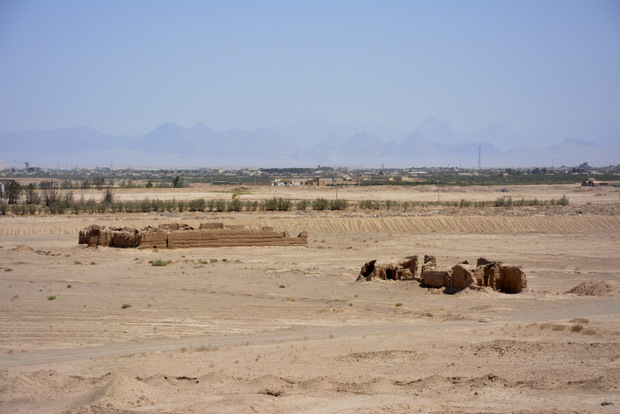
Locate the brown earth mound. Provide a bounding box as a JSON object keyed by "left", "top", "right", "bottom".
{"left": 566, "top": 280, "right": 620, "bottom": 297}
{"left": 12, "top": 244, "right": 35, "bottom": 252}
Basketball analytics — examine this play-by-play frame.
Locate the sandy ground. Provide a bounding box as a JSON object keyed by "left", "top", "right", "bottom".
{"left": 70, "top": 182, "right": 620, "bottom": 205}
{"left": 0, "top": 184, "right": 619, "bottom": 413}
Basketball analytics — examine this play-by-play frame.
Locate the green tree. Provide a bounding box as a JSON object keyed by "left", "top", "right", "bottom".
{"left": 172, "top": 175, "right": 184, "bottom": 188}
{"left": 5, "top": 181, "right": 22, "bottom": 204}
{"left": 92, "top": 176, "right": 106, "bottom": 189}
{"left": 103, "top": 187, "right": 115, "bottom": 205}
{"left": 25, "top": 183, "right": 41, "bottom": 205}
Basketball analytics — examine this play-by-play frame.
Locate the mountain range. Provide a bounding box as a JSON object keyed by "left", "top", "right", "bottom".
{"left": 1, "top": 117, "right": 617, "bottom": 168}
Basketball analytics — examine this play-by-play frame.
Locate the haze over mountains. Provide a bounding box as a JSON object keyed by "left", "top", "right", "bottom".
{"left": 1, "top": 117, "right": 617, "bottom": 169}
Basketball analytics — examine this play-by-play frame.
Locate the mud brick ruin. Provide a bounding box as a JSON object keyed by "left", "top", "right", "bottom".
{"left": 357, "top": 255, "right": 527, "bottom": 294}
{"left": 79, "top": 223, "right": 308, "bottom": 249}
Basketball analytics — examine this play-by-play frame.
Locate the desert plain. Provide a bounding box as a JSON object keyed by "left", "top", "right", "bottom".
{"left": 0, "top": 183, "right": 619, "bottom": 413}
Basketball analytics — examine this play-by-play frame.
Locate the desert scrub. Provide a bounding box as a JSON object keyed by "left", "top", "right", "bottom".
{"left": 121, "top": 303, "right": 132, "bottom": 309}
{"left": 209, "top": 258, "right": 217, "bottom": 263}
{"left": 47, "top": 295, "right": 56, "bottom": 300}
{"left": 569, "top": 318, "right": 589, "bottom": 324}
{"left": 262, "top": 197, "right": 292, "bottom": 211}
{"left": 188, "top": 198, "right": 206, "bottom": 212}
{"left": 329, "top": 199, "right": 348, "bottom": 210}
{"left": 296, "top": 199, "right": 309, "bottom": 211}
{"left": 213, "top": 199, "right": 226, "bottom": 212}
{"left": 312, "top": 198, "right": 329, "bottom": 211}
{"left": 151, "top": 259, "right": 168, "bottom": 267}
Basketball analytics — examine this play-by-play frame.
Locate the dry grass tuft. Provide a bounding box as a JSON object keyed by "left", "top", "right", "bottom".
{"left": 570, "top": 324, "right": 583, "bottom": 332}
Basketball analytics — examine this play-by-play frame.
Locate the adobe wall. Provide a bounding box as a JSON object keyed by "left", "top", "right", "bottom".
{"left": 356, "top": 256, "right": 418, "bottom": 282}
{"left": 358, "top": 255, "right": 527, "bottom": 293}
{"left": 167, "top": 228, "right": 307, "bottom": 248}
{"left": 79, "top": 223, "right": 308, "bottom": 249}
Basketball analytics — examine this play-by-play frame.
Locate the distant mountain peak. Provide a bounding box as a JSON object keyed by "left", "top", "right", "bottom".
{"left": 192, "top": 123, "right": 213, "bottom": 133}
{"left": 153, "top": 121, "right": 183, "bottom": 131}
{"left": 414, "top": 116, "right": 456, "bottom": 142}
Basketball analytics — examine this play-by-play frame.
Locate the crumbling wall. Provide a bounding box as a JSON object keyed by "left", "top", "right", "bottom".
{"left": 139, "top": 227, "right": 168, "bottom": 249}
{"left": 358, "top": 255, "right": 527, "bottom": 294}
{"left": 111, "top": 227, "right": 141, "bottom": 248}
{"left": 167, "top": 228, "right": 307, "bottom": 248}
{"left": 422, "top": 270, "right": 449, "bottom": 288}
{"left": 421, "top": 255, "right": 436, "bottom": 275}
{"left": 79, "top": 223, "right": 308, "bottom": 249}
{"left": 498, "top": 265, "right": 527, "bottom": 294}
{"left": 448, "top": 264, "right": 477, "bottom": 289}
{"left": 356, "top": 256, "right": 418, "bottom": 282}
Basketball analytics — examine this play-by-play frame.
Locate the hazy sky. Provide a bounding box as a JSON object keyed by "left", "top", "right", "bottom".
{"left": 1, "top": 0, "right": 619, "bottom": 145}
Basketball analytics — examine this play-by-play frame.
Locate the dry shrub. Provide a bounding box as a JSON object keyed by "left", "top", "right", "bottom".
{"left": 569, "top": 318, "right": 590, "bottom": 324}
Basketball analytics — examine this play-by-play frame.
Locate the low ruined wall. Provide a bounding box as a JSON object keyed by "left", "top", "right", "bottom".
{"left": 356, "top": 256, "right": 418, "bottom": 282}
{"left": 167, "top": 228, "right": 307, "bottom": 248}
{"left": 79, "top": 223, "right": 308, "bottom": 249}
{"left": 358, "top": 255, "right": 527, "bottom": 294}
{"left": 422, "top": 270, "right": 449, "bottom": 288}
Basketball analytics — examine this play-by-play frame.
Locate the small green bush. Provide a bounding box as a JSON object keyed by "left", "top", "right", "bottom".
{"left": 329, "top": 199, "right": 348, "bottom": 210}
{"left": 277, "top": 198, "right": 292, "bottom": 211}
{"left": 188, "top": 198, "right": 206, "bottom": 211}
{"left": 227, "top": 198, "right": 242, "bottom": 212}
{"left": 359, "top": 200, "right": 382, "bottom": 210}
{"left": 245, "top": 200, "right": 259, "bottom": 211}
{"left": 213, "top": 199, "right": 226, "bottom": 212}
{"left": 139, "top": 199, "right": 152, "bottom": 212}
{"left": 312, "top": 198, "right": 329, "bottom": 210}
{"left": 152, "top": 259, "right": 168, "bottom": 267}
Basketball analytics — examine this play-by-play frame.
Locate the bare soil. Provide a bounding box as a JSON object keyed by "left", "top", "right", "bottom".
{"left": 0, "top": 184, "right": 618, "bottom": 413}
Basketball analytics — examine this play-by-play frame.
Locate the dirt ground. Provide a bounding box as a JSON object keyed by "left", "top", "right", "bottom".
{"left": 0, "top": 184, "right": 619, "bottom": 413}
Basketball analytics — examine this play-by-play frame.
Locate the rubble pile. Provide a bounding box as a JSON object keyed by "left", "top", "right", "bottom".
{"left": 357, "top": 255, "right": 527, "bottom": 293}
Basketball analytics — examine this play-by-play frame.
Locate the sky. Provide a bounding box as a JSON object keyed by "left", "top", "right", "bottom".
{"left": 0, "top": 0, "right": 619, "bottom": 147}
